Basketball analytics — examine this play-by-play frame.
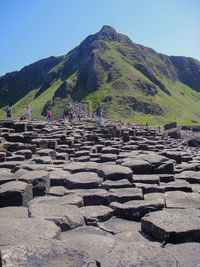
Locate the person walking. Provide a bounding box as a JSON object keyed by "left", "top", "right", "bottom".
{"left": 25, "top": 107, "right": 31, "bottom": 120}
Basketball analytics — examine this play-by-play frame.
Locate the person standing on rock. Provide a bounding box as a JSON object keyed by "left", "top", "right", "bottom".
{"left": 47, "top": 110, "right": 52, "bottom": 121}
{"left": 25, "top": 107, "right": 31, "bottom": 121}
{"left": 5, "top": 106, "right": 12, "bottom": 120}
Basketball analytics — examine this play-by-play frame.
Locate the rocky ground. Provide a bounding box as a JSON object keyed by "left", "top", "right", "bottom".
{"left": 0, "top": 118, "right": 200, "bottom": 266}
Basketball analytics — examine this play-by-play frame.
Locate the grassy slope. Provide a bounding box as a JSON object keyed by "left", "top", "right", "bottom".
{"left": 1, "top": 40, "right": 200, "bottom": 126}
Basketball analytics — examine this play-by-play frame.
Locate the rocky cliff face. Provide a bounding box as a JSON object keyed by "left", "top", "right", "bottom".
{"left": 0, "top": 26, "right": 200, "bottom": 121}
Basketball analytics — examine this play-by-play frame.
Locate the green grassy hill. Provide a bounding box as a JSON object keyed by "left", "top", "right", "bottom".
{"left": 1, "top": 25, "right": 200, "bottom": 125}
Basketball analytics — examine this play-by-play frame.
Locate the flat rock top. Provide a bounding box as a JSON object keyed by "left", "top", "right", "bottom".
{"left": 0, "top": 217, "right": 60, "bottom": 247}
{"left": 142, "top": 208, "right": 200, "bottom": 232}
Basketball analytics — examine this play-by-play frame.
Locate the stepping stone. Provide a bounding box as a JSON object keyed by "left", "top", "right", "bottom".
{"left": 48, "top": 186, "right": 71, "bottom": 196}
{"left": 0, "top": 181, "right": 33, "bottom": 207}
{"left": 49, "top": 169, "right": 71, "bottom": 186}
{"left": 100, "top": 153, "right": 117, "bottom": 162}
{"left": 63, "top": 162, "right": 100, "bottom": 173}
{"left": 0, "top": 173, "right": 16, "bottom": 185}
{"left": 33, "top": 156, "right": 53, "bottom": 164}
{"left": 165, "top": 191, "right": 200, "bottom": 209}
{"left": 98, "top": 217, "right": 141, "bottom": 234}
{"left": 141, "top": 208, "right": 200, "bottom": 243}
{"left": 98, "top": 165, "right": 133, "bottom": 182}
{"left": 108, "top": 188, "right": 143, "bottom": 203}
{"left": 61, "top": 226, "right": 115, "bottom": 264}
{"left": 0, "top": 206, "right": 28, "bottom": 218}
{"left": 164, "top": 243, "right": 200, "bottom": 267}
{"left": 72, "top": 189, "right": 109, "bottom": 206}
{"left": 18, "top": 170, "right": 50, "bottom": 196}
{"left": 29, "top": 203, "right": 85, "bottom": 231}
{"left": 134, "top": 183, "right": 163, "bottom": 194}
{"left": 15, "top": 149, "right": 32, "bottom": 159}
{"left": 110, "top": 199, "right": 164, "bottom": 221}
{"left": 133, "top": 174, "right": 160, "bottom": 185}
{"left": 121, "top": 159, "right": 153, "bottom": 174}
{"left": 100, "top": 179, "right": 134, "bottom": 190}
{"left": 161, "top": 180, "right": 192, "bottom": 192}
{"left": 99, "top": 241, "right": 176, "bottom": 266}
{"left": 28, "top": 194, "right": 84, "bottom": 208}
{"left": 36, "top": 148, "right": 57, "bottom": 159}
{"left": 0, "top": 217, "right": 61, "bottom": 247}
{"left": 64, "top": 172, "right": 103, "bottom": 189}
{"left": 1, "top": 239, "right": 96, "bottom": 267}
{"left": 80, "top": 205, "right": 114, "bottom": 225}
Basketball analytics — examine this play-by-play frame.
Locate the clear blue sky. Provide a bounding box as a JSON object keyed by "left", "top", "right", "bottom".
{"left": 0, "top": 0, "right": 199, "bottom": 76}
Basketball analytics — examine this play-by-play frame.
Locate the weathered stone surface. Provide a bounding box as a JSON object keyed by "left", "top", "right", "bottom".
{"left": 18, "top": 170, "right": 50, "bottom": 196}
{"left": 0, "top": 181, "right": 33, "bottom": 207}
{"left": 72, "top": 188, "right": 109, "bottom": 206}
{"left": 121, "top": 159, "right": 153, "bottom": 174}
{"left": 49, "top": 169, "right": 71, "bottom": 186}
{"left": 161, "top": 180, "right": 192, "bottom": 192}
{"left": 64, "top": 172, "right": 103, "bottom": 189}
{"left": 100, "top": 178, "right": 134, "bottom": 190}
{"left": 133, "top": 174, "right": 160, "bottom": 184}
{"left": 61, "top": 226, "right": 115, "bottom": 264}
{"left": 142, "top": 208, "right": 200, "bottom": 243}
{"left": 110, "top": 199, "right": 164, "bottom": 220}
{"left": 80, "top": 205, "right": 114, "bottom": 225}
{"left": 1, "top": 239, "right": 96, "bottom": 267}
{"left": 98, "top": 217, "right": 141, "bottom": 234}
{"left": 0, "top": 206, "right": 28, "bottom": 218}
{"left": 108, "top": 188, "right": 143, "bottom": 203}
{"left": 0, "top": 217, "right": 61, "bottom": 247}
{"left": 48, "top": 186, "right": 71, "bottom": 196}
{"left": 164, "top": 243, "right": 200, "bottom": 267}
{"left": 98, "top": 164, "right": 133, "bottom": 182}
{"left": 165, "top": 191, "right": 200, "bottom": 209}
{"left": 28, "top": 194, "right": 84, "bottom": 208}
{"left": 99, "top": 241, "right": 176, "bottom": 266}
{"left": 29, "top": 203, "right": 85, "bottom": 231}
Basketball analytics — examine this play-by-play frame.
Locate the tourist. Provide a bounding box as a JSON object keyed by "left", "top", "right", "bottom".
{"left": 47, "top": 110, "right": 52, "bottom": 121}
{"left": 5, "top": 106, "right": 12, "bottom": 120}
{"left": 25, "top": 107, "right": 31, "bottom": 120}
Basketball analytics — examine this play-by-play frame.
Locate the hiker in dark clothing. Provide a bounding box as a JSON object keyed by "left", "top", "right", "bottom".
{"left": 6, "top": 106, "right": 12, "bottom": 119}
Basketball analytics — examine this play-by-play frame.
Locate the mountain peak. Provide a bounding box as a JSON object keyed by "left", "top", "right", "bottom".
{"left": 97, "top": 25, "right": 122, "bottom": 42}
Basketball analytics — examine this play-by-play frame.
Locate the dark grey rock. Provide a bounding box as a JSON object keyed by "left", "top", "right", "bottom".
{"left": 165, "top": 191, "right": 200, "bottom": 209}
{"left": 141, "top": 208, "right": 200, "bottom": 243}
{"left": 72, "top": 188, "right": 109, "bottom": 205}
{"left": 0, "top": 217, "right": 61, "bottom": 247}
{"left": 64, "top": 172, "right": 103, "bottom": 189}
{"left": 29, "top": 203, "right": 85, "bottom": 231}
{"left": 98, "top": 164, "right": 133, "bottom": 182}
{"left": 100, "top": 179, "right": 134, "bottom": 190}
{"left": 28, "top": 194, "right": 83, "bottom": 208}
{"left": 133, "top": 174, "right": 160, "bottom": 185}
{"left": 80, "top": 205, "right": 114, "bottom": 225}
{"left": 18, "top": 170, "right": 50, "bottom": 196}
{"left": 110, "top": 199, "right": 164, "bottom": 220}
{"left": 0, "top": 181, "right": 33, "bottom": 207}
{"left": 108, "top": 188, "right": 143, "bottom": 203}
{"left": 121, "top": 159, "right": 153, "bottom": 174}
{"left": 1, "top": 239, "right": 96, "bottom": 267}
